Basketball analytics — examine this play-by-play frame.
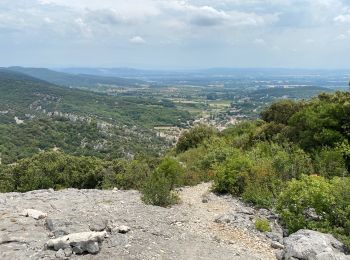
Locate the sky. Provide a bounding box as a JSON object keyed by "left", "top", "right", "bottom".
{"left": 1, "top": 0, "right": 350, "bottom": 69}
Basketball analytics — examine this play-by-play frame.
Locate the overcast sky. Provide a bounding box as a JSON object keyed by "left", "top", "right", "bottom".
{"left": 1, "top": 0, "right": 350, "bottom": 69}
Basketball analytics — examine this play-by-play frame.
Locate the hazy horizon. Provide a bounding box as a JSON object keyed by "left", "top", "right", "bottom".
{"left": 1, "top": 0, "right": 350, "bottom": 69}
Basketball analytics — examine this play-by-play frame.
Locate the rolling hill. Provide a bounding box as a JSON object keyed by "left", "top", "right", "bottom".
{"left": 0, "top": 69, "right": 191, "bottom": 163}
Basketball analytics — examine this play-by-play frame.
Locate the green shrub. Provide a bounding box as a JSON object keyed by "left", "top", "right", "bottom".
{"left": 176, "top": 124, "right": 216, "bottom": 153}
{"left": 242, "top": 161, "right": 281, "bottom": 208}
{"left": 213, "top": 150, "right": 251, "bottom": 195}
{"left": 5, "top": 151, "right": 105, "bottom": 192}
{"left": 221, "top": 121, "right": 261, "bottom": 149}
{"left": 277, "top": 175, "right": 335, "bottom": 233}
{"left": 156, "top": 157, "right": 184, "bottom": 189}
{"left": 277, "top": 175, "right": 350, "bottom": 248}
{"left": 214, "top": 142, "right": 312, "bottom": 208}
{"left": 314, "top": 147, "right": 348, "bottom": 178}
{"left": 141, "top": 157, "right": 184, "bottom": 207}
{"left": 141, "top": 171, "right": 178, "bottom": 207}
{"left": 329, "top": 177, "right": 350, "bottom": 248}
{"left": 248, "top": 142, "right": 313, "bottom": 181}
{"left": 0, "top": 166, "right": 15, "bottom": 193}
{"left": 261, "top": 99, "right": 304, "bottom": 125}
{"left": 255, "top": 218, "right": 271, "bottom": 232}
{"left": 102, "top": 159, "right": 151, "bottom": 190}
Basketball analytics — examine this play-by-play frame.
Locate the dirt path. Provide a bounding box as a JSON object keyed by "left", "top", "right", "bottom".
{"left": 177, "top": 182, "right": 277, "bottom": 260}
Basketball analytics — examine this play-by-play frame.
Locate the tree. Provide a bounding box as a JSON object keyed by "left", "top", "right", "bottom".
{"left": 176, "top": 124, "right": 216, "bottom": 153}
{"left": 260, "top": 99, "right": 304, "bottom": 125}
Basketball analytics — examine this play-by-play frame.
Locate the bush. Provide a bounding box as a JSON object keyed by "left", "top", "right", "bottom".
{"left": 213, "top": 150, "right": 251, "bottom": 196}
{"left": 141, "top": 157, "right": 184, "bottom": 207}
{"left": 221, "top": 121, "right": 261, "bottom": 149}
{"left": 242, "top": 161, "right": 281, "bottom": 208}
{"left": 314, "top": 147, "right": 348, "bottom": 178}
{"left": 0, "top": 166, "right": 15, "bottom": 193}
{"left": 329, "top": 177, "right": 350, "bottom": 247}
{"left": 176, "top": 124, "right": 216, "bottom": 153}
{"left": 261, "top": 99, "right": 304, "bottom": 125}
{"left": 102, "top": 159, "right": 151, "bottom": 190}
{"left": 277, "top": 175, "right": 350, "bottom": 248}
{"left": 141, "top": 171, "right": 178, "bottom": 207}
{"left": 277, "top": 175, "right": 335, "bottom": 233}
{"left": 248, "top": 142, "right": 313, "bottom": 181}
{"left": 156, "top": 157, "right": 184, "bottom": 189}
{"left": 177, "top": 146, "right": 210, "bottom": 186}
{"left": 213, "top": 142, "right": 312, "bottom": 208}
{"left": 4, "top": 151, "right": 105, "bottom": 192}
{"left": 255, "top": 218, "right": 271, "bottom": 232}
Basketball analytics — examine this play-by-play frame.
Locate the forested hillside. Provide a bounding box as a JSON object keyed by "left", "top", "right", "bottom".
{"left": 0, "top": 69, "right": 191, "bottom": 163}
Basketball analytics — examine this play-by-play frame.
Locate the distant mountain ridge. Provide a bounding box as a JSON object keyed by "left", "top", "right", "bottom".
{"left": 6, "top": 67, "right": 147, "bottom": 88}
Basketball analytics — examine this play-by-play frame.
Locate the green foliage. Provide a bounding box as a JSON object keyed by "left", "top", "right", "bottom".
{"left": 141, "top": 157, "right": 184, "bottom": 207}
{"left": 141, "top": 171, "right": 179, "bottom": 207}
{"left": 314, "top": 146, "right": 348, "bottom": 178}
{"left": 213, "top": 142, "right": 313, "bottom": 207}
{"left": 277, "top": 175, "right": 350, "bottom": 248}
{"left": 213, "top": 150, "right": 251, "bottom": 196}
{"left": 0, "top": 152, "right": 106, "bottom": 192}
{"left": 221, "top": 121, "right": 261, "bottom": 149}
{"left": 101, "top": 159, "right": 151, "bottom": 190}
{"left": 277, "top": 175, "right": 334, "bottom": 232}
{"left": 242, "top": 161, "right": 281, "bottom": 208}
{"left": 176, "top": 124, "right": 216, "bottom": 153}
{"left": 255, "top": 218, "right": 271, "bottom": 232}
{"left": 0, "top": 165, "right": 15, "bottom": 193}
{"left": 177, "top": 137, "right": 235, "bottom": 186}
{"left": 261, "top": 99, "right": 304, "bottom": 125}
{"left": 287, "top": 92, "right": 350, "bottom": 150}
{"left": 156, "top": 157, "right": 185, "bottom": 189}
{"left": 330, "top": 177, "right": 350, "bottom": 247}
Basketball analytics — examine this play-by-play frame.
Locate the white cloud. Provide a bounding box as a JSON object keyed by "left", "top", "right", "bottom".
{"left": 334, "top": 32, "right": 350, "bottom": 40}
{"left": 334, "top": 14, "right": 350, "bottom": 23}
{"left": 74, "top": 18, "right": 93, "bottom": 37}
{"left": 129, "top": 36, "right": 146, "bottom": 44}
{"left": 254, "top": 38, "right": 266, "bottom": 45}
{"left": 85, "top": 9, "right": 125, "bottom": 25}
{"left": 190, "top": 6, "right": 230, "bottom": 26}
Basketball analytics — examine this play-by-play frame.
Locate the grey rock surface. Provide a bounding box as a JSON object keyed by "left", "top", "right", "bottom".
{"left": 0, "top": 183, "right": 277, "bottom": 259}
{"left": 214, "top": 194, "right": 284, "bottom": 244}
{"left": 282, "top": 229, "right": 350, "bottom": 260}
